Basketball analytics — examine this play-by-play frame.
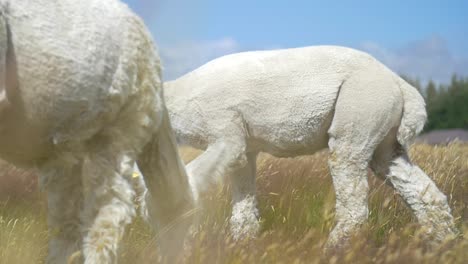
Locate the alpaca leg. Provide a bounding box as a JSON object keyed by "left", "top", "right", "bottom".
{"left": 80, "top": 152, "right": 136, "bottom": 264}
{"left": 371, "top": 143, "right": 457, "bottom": 241}
{"left": 325, "top": 72, "right": 404, "bottom": 247}
{"left": 185, "top": 138, "right": 252, "bottom": 240}
{"left": 229, "top": 152, "right": 259, "bottom": 240}
{"left": 131, "top": 164, "right": 148, "bottom": 221}
{"left": 42, "top": 164, "right": 83, "bottom": 264}
{"left": 326, "top": 139, "right": 370, "bottom": 248}
{"left": 186, "top": 141, "right": 240, "bottom": 202}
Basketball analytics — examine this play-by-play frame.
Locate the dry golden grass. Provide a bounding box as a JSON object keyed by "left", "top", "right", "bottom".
{"left": 1, "top": 143, "right": 467, "bottom": 263}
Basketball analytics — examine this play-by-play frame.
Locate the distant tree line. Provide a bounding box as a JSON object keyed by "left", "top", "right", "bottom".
{"left": 401, "top": 75, "right": 468, "bottom": 132}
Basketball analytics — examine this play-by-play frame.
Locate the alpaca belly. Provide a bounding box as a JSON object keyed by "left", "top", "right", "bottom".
{"left": 249, "top": 108, "right": 334, "bottom": 157}
{"left": 255, "top": 125, "right": 331, "bottom": 157}
{"left": 242, "top": 86, "right": 336, "bottom": 157}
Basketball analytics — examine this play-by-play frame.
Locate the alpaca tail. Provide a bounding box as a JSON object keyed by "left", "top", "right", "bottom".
{"left": 136, "top": 106, "right": 195, "bottom": 260}
{"left": 396, "top": 78, "right": 427, "bottom": 147}
{"left": 0, "top": 7, "right": 11, "bottom": 112}
{"left": 137, "top": 107, "right": 195, "bottom": 220}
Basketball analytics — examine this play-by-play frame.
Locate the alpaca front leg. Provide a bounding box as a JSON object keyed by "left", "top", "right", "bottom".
{"left": 326, "top": 151, "right": 369, "bottom": 248}
{"left": 42, "top": 165, "right": 83, "bottom": 264}
{"left": 186, "top": 139, "right": 259, "bottom": 240}
{"left": 229, "top": 153, "right": 260, "bottom": 240}
{"left": 80, "top": 154, "right": 136, "bottom": 264}
{"left": 186, "top": 141, "right": 232, "bottom": 202}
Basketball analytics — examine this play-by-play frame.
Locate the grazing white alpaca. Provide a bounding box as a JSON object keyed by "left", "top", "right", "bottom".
{"left": 164, "top": 46, "right": 457, "bottom": 245}
{"left": 0, "top": 0, "right": 194, "bottom": 263}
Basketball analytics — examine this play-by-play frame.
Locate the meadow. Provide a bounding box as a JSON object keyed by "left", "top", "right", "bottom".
{"left": 0, "top": 143, "right": 467, "bottom": 263}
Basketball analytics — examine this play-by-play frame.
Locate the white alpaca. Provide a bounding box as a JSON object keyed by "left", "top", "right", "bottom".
{"left": 164, "top": 46, "right": 457, "bottom": 245}
{"left": 0, "top": 0, "right": 194, "bottom": 263}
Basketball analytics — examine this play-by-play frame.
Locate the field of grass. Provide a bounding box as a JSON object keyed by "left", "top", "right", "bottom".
{"left": 0, "top": 143, "right": 467, "bottom": 263}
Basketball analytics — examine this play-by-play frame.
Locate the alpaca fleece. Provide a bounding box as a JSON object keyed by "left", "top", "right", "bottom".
{"left": 164, "top": 46, "right": 456, "bottom": 245}
{"left": 0, "top": 0, "right": 194, "bottom": 263}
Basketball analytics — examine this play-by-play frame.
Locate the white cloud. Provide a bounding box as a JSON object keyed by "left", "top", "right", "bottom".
{"left": 360, "top": 36, "right": 468, "bottom": 84}
{"left": 159, "top": 37, "right": 240, "bottom": 80}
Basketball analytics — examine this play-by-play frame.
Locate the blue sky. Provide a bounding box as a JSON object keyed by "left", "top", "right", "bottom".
{"left": 123, "top": 0, "right": 468, "bottom": 83}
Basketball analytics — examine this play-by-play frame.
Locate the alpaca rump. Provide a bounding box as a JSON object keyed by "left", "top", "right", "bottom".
{"left": 164, "top": 46, "right": 457, "bottom": 246}
{"left": 0, "top": 0, "right": 194, "bottom": 263}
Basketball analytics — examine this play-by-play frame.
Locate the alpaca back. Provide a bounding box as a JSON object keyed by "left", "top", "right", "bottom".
{"left": 0, "top": 0, "right": 159, "bottom": 166}
{"left": 164, "top": 46, "right": 371, "bottom": 152}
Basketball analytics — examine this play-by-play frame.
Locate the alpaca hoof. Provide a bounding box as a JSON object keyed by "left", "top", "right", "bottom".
{"left": 230, "top": 216, "right": 260, "bottom": 241}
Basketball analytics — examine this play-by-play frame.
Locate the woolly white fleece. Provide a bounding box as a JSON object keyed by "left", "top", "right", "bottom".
{"left": 164, "top": 46, "right": 456, "bottom": 245}
{"left": 0, "top": 1, "right": 194, "bottom": 263}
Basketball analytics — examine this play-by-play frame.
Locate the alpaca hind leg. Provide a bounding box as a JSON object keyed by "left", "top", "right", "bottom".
{"left": 325, "top": 70, "right": 403, "bottom": 248}
{"left": 130, "top": 164, "right": 148, "bottom": 221}
{"left": 229, "top": 152, "right": 259, "bottom": 240}
{"left": 371, "top": 143, "right": 457, "bottom": 242}
{"left": 42, "top": 164, "right": 83, "bottom": 264}
{"left": 80, "top": 151, "right": 137, "bottom": 264}
{"left": 326, "top": 138, "right": 370, "bottom": 248}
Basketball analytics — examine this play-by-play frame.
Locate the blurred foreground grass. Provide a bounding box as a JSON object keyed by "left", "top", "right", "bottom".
{"left": 0, "top": 143, "right": 467, "bottom": 263}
